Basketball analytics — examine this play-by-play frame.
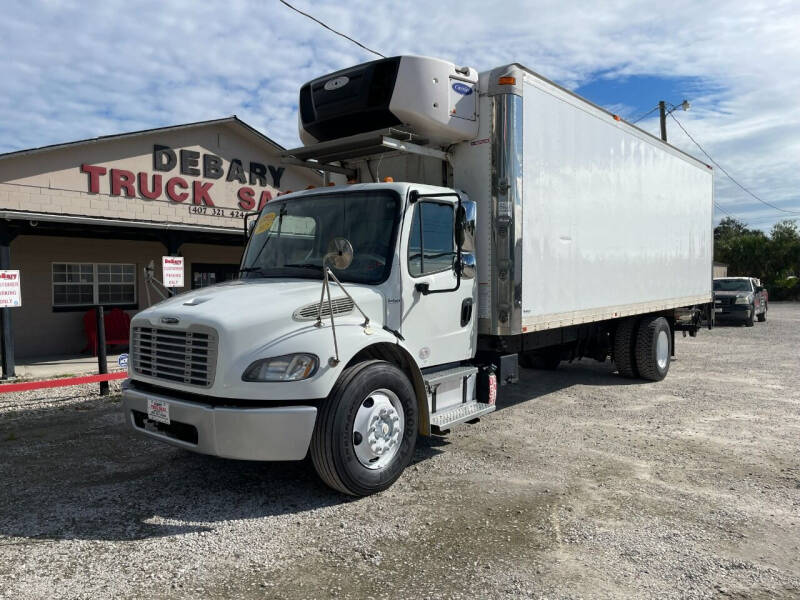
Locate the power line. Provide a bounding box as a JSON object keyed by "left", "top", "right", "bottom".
{"left": 277, "top": 0, "right": 385, "bottom": 58}
{"left": 714, "top": 201, "right": 736, "bottom": 219}
{"left": 669, "top": 112, "right": 800, "bottom": 215}
{"left": 630, "top": 105, "right": 659, "bottom": 124}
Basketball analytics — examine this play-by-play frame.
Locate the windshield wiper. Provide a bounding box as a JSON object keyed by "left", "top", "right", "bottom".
{"left": 283, "top": 263, "right": 322, "bottom": 270}
{"left": 239, "top": 266, "right": 269, "bottom": 276}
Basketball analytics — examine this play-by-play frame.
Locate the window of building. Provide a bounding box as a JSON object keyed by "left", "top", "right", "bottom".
{"left": 408, "top": 201, "right": 455, "bottom": 277}
{"left": 52, "top": 263, "right": 136, "bottom": 307}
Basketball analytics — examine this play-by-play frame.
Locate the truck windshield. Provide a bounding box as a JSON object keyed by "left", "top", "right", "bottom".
{"left": 240, "top": 190, "right": 400, "bottom": 284}
{"left": 713, "top": 279, "right": 753, "bottom": 292}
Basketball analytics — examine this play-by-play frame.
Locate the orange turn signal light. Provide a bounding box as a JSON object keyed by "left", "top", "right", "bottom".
{"left": 498, "top": 76, "right": 516, "bottom": 85}
{"left": 383, "top": 176, "right": 394, "bottom": 182}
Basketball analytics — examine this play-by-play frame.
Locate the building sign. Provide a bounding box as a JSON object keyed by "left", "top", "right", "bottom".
{"left": 0, "top": 270, "right": 22, "bottom": 308}
{"left": 80, "top": 144, "right": 287, "bottom": 212}
{"left": 162, "top": 256, "right": 185, "bottom": 288}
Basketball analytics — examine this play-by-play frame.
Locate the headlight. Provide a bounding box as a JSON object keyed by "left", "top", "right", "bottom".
{"left": 734, "top": 294, "right": 752, "bottom": 304}
{"left": 242, "top": 353, "right": 318, "bottom": 382}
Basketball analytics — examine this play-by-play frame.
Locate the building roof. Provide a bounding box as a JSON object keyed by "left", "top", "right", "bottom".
{"left": 0, "top": 116, "right": 286, "bottom": 162}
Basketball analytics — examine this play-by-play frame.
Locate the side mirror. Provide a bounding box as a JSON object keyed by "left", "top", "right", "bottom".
{"left": 456, "top": 200, "right": 477, "bottom": 252}
{"left": 459, "top": 253, "right": 476, "bottom": 279}
{"left": 323, "top": 237, "right": 354, "bottom": 270}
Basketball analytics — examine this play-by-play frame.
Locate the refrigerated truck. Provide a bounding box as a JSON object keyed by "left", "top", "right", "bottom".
{"left": 122, "top": 56, "right": 714, "bottom": 496}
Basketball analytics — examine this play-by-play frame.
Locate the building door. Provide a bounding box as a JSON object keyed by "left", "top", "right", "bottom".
{"left": 191, "top": 263, "right": 239, "bottom": 289}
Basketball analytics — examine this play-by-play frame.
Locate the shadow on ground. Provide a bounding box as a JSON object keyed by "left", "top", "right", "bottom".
{"left": 0, "top": 359, "right": 634, "bottom": 545}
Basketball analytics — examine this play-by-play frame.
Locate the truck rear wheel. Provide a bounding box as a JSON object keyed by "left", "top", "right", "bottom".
{"left": 613, "top": 318, "right": 639, "bottom": 378}
{"left": 634, "top": 316, "right": 671, "bottom": 381}
{"left": 757, "top": 309, "right": 766, "bottom": 322}
{"left": 310, "top": 360, "right": 417, "bottom": 496}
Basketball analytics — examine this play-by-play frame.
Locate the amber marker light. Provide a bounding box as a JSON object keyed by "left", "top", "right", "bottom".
{"left": 498, "top": 76, "right": 516, "bottom": 85}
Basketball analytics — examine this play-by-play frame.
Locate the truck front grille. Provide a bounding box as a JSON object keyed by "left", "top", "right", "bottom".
{"left": 131, "top": 326, "right": 218, "bottom": 387}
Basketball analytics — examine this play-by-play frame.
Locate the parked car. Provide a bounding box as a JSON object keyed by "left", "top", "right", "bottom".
{"left": 713, "top": 277, "right": 767, "bottom": 326}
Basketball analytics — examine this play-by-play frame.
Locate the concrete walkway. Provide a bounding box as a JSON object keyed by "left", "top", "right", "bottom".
{"left": 11, "top": 353, "right": 127, "bottom": 379}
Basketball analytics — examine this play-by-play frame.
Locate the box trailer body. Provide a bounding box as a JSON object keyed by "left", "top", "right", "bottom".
{"left": 454, "top": 64, "right": 713, "bottom": 337}
{"left": 122, "top": 55, "right": 714, "bottom": 496}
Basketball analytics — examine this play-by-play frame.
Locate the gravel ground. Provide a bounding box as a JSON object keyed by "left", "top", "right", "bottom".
{"left": 0, "top": 303, "right": 798, "bottom": 600}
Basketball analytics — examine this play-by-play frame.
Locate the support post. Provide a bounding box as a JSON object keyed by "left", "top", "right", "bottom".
{"left": 0, "top": 225, "right": 17, "bottom": 380}
{"left": 95, "top": 306, "right": 109, "bottom": 396}
{"left": 659, "top": 100, "right": 667, "bottom": 142}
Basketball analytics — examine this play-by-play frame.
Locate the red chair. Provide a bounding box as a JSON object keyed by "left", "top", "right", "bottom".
{"left": 83, "top": 308, "right": 132, "bottom": 355}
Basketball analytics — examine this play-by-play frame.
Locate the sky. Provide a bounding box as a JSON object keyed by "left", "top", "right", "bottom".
{"left": 1, "top": 0, "right": 799, "bottom": 230}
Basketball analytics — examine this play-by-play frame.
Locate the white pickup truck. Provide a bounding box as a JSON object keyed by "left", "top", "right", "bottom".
{"left": 122, "top": 56, "right": 714, "bottom": 496}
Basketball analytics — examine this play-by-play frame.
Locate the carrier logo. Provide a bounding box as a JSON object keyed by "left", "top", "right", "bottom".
{"left": 451, "top": 82, "right": 473, "bottom": 96}
{"left": 324, "top": 76, "right": 350, "bottom": 91}
{"left": 160, "top": 316, "right": 180, "bottom": 324}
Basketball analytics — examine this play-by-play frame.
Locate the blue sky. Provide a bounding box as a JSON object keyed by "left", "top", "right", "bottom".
{"left": 1, "top": 0, "right": 799, "bottom": 230}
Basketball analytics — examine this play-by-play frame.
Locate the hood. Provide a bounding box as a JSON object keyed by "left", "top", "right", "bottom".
{"left": 137, "top": 278, "right": 385, "bottom": 332}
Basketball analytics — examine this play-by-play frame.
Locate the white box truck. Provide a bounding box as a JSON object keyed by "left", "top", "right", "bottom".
{"left": 122, "top": 56, "right": 714, "bottom": 496}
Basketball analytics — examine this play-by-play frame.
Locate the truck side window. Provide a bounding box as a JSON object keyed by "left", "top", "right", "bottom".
{"left": 408, "top": 201, "right": 455, "bottom": 277}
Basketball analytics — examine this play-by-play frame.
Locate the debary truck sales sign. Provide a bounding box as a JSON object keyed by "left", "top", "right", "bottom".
{"left": 80, "top": 144, "right": 287, "bottom": 212}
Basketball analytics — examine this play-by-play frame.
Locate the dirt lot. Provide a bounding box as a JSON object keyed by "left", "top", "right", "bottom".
{"left": 1, "top": 303, "right": 798, "bottom": 600}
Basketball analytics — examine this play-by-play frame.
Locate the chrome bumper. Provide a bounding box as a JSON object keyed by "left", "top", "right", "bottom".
{"left": 121, "top": 385, "right": 317, "bottom": 461}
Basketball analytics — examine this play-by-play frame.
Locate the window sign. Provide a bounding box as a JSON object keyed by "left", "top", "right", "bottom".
{"left": 162, "top": 256, "right": 185, "bottom": 288}
{"left": 0, "top": 270, "right": 21, "bottom": 308}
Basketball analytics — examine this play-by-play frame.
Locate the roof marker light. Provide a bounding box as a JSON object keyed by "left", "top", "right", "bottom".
{"left": 498, "top": 76, "right": 516, "bottom": 86}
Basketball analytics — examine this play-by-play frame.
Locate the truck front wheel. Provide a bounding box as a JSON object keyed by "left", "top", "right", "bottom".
{"left": 634, "top": 316, "right": 671, "bottom": 381}
{"left": 310, "top": 360, "right": 418, "bottom": 496}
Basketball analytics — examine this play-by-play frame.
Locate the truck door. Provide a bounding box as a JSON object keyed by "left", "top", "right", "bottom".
{"left": 400, "top": 197, "right": 476, "bottom": 368}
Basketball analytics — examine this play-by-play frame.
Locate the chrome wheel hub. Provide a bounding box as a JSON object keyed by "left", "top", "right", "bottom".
{"left": 352, "top": 389, "right": 404, "bottom": 469}
{"left": 656, "top": 330, "right": 669, "bottom": 370}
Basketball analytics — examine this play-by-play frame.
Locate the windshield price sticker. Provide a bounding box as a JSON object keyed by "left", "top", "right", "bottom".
{"left": 0, "top": 270, "right": 21, "bottom": 308}
{"left": 254, "top": 212, "right": 276, "bottom": 235}
{"left": 162, "top": 256, "right": 185, "bottom": 288}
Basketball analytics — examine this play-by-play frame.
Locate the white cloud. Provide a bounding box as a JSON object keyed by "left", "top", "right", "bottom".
{"left": 1, "top": 0, "right": 799, "bottom": 228}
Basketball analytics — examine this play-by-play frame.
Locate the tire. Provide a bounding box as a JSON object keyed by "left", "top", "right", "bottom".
{"left": 757, "top": 308, "right": 766, "bottom": 322}
{"left": 310, "top": 360, "right": 417, "bottom": 496}
{"left": 745, "top": 305, "right": 755, "bottom": 327}
{"left": 613, "top": 318, "right": 639, "bottom": 378}
{"left": 634, "top": 316, "right": 671, "bottom": 381}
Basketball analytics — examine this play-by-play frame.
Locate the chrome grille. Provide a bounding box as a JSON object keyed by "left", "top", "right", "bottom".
{"left": 293, "top": 297, "right": 354, "bottom": 321}
{"left": 131, "top": 326, "right": 217, "bottom": 387}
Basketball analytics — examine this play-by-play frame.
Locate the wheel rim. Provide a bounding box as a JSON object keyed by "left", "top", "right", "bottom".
{"left": 352, "top": 388, "right": 404, "bottom": 470}
{"left": 656, "top": 330, "right": 670, "bottom": 370}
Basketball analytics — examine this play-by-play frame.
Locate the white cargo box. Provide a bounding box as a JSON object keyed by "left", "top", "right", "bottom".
{"left": 452, "top": 64, "right": 714, "bottom": 336}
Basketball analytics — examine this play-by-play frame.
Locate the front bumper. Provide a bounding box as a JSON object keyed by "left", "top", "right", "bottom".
{"left": 121, "top": 384, "right": 317, "bottom": 461}
{"left": 714, "top": 303, "right": 751, "bottom": 321}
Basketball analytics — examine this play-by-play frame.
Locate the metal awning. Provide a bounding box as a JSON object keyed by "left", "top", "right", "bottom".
{"left": 0, "top": 209, "right": 243, "bottom": 236}
{"left": 282, "top": 128, "right": 450, "bottom": 177}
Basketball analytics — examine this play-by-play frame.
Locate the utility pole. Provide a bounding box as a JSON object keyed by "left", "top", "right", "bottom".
{"left": 659, "top": 100, "right": 667, "bottom": 142}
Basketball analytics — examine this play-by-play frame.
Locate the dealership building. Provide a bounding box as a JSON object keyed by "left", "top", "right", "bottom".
{"left": 0, "top": 117, "right": 321, "bottom": 370}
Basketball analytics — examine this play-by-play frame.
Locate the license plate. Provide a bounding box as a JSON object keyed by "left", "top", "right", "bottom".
{"left": 714, "top": 308, "right": 723, "bottom": 313}
{"left": 147, "top": 398, "right": 170, "bottom": 424}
